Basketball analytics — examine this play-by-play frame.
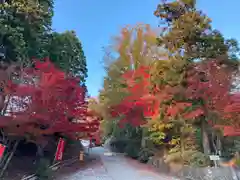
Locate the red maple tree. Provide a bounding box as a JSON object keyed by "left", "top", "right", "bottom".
{"left": 110, "top": 66, "right": 154, "bottom": 127}
{"left": 110, "top": 59, "right": 239, "bottom": 134}
{"left": 0, "top": 59, "right": 100, "bottom": 139}
{"left": 215, "top": 92, "right": 240, "bottom": 136}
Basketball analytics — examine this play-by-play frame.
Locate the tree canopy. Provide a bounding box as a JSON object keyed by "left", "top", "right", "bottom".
{"left": 0, "top": 0, "right": 53, "bottom": 64}
{"left": 47, "top": 31, "right": 87, "bottom": 83}
{"left": 0, "top": 0, "right": 87, "bottom": 84}
{"left": 0, "top": 59, "right": 98, "bottom": 140}
{"left": 97, "top": 0, "right": 240, "bottom": 166}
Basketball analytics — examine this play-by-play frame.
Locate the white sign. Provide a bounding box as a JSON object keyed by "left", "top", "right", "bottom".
{"left": 209, "top": 155, "right": 220, "bottom": 161}
{"left": 81, "top": 140, "right": 90, "bottom": 147}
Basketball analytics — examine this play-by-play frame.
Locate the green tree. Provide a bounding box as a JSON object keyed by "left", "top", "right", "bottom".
{"left": 98, "top": 25, "right": 159, "bottom": 156}
{"left": 154, "top": 0, "right": 239, "bottom": 63}
{"left": 101, "top": 25, "right": 157, "bottom": 108}
{"left": 153, "top": 0, "right": 239, "bottom": 156}
{"left": 47, "top": 31, "right": 88, "bottom": 83}
{"left": 0, "top": 1, "right": 88, "bottom": 84}
{"left": 0, "top": 0, "right": 53, "bottom": 65}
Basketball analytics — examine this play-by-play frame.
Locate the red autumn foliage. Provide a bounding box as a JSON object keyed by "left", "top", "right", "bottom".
{"left": 186, "top": 60, "right": 233, "bottom": 113}
{"left": 166, "top": 102, "right": 192, "bottom": 117}
{"left": 111, "top": 59, "right": 239, "bottom": 133}
{"left": 0, "top": 59, "right": 100, "bottom": 139}
{"left": 110, "top": 65, "right": 202, "bottom": 127}
{"left": 213, "top": 125, "right": 240, "bottom": 137}
{"left": 186, "top": 60, "right": 240, "bottom": 129}
{"left": 224, "top": 93, "right": 240, "bottom": 114}
{"left": 185, "top": 60, "right": 240, "bottom": 136}
{"left": 183, "top": 108, "right": 205, "bottom": 119}
{"left": 215, "top": 93, "right": 240, "bottom": 136}
{"left": 111, "top": 66, "right": 154, "bottom": 127}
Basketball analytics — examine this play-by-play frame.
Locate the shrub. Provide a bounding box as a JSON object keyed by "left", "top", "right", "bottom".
{"left": 35, "top": 158, "right": 52, "bottom": 180}
{"left": 124, "top": 140, "right": 141, "bottom": 159}
{"left": 110, "top": 139, "right": 128, "bottom": 153}
{"left": 138, "top": 148, "right": 154, "bottom": 163}
{"left": 165, "top": 149, "right": 210, "bottom": 167}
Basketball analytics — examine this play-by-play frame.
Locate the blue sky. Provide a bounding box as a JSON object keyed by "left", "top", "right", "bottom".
{"left": 52, "top": 0, "right": 240, "bottom": 97}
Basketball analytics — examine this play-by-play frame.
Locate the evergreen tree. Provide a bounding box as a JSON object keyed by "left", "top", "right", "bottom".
{"left": 0, "top": 0, "right": 88, "bottom": 83}
{"left": 47, "top": 31, "right": 88, "bottom": 83}
{"left": 0, "top": 0, "right": 53, "bottom": 65}
{"left": 154, "top": 0, "right": 239, "bottom": 63}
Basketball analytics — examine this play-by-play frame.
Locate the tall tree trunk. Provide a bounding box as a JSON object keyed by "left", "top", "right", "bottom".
{"left": 180, "top": 126, "right": 185, "bottom": 164}
{"left": 201, "top": 120, "right": 211, "bottom": 155}
{"left": 216, "top": 133, "right": 222, "bottom": 156}
{"left": 141, "top": 128, "right": 147, "bottom": 148}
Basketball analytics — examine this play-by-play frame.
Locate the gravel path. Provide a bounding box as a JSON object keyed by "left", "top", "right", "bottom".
{"left": 55, "top": 147, "right": 178, "bottom": 180}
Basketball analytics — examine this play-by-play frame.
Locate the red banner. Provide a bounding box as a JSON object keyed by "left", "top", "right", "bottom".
{"left": 0, "top": 144, "right": 5, "bottom": 159}
{"left": 55, "top": 138, "right": 65, "bottom": 161}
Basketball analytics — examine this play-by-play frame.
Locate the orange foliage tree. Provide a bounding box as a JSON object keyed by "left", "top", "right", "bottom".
{"left": 110, "top": 58, "right": 239, "bottom": 150}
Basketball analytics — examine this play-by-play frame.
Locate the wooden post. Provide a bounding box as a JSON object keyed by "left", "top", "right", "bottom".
{"left": 79, "top": 151, "right": 84, "bottom": 161}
